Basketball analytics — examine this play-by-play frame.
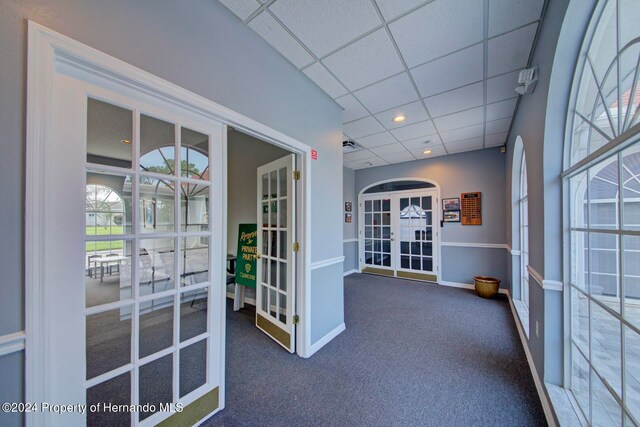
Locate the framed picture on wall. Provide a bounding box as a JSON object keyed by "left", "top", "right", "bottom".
{"left": 345, "top": 202, "right": 352, "bottom": 212}
{"left": 442, "top": 197, "right": 460, "bottom": 211}
{"left": 443, "top": 210, "right": 461, "bottom": 222}
{"left": 345, "top": 213, "right": 352, "bottom": 223}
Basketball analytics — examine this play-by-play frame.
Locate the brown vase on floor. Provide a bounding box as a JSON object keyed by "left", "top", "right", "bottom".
{"left": 474, "top": 276, "right": 500, "bottom": 299}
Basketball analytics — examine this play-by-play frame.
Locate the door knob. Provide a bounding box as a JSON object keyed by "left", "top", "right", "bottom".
{"left": 256, "top": 253, "right": 261, "bottom": 260}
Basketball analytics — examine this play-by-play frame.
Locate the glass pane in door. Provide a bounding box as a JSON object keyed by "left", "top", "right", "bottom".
{"left": 259, "top": 164, "right": 289, "bottom": 326}
{"left": 84, "top": 96, "right": 218, "bottom": 424}
{"left": 399, "top": 195, "right": 434, "bottom": 273}
{"left": 363, "top": 197, "right": 392, "bottom": 268}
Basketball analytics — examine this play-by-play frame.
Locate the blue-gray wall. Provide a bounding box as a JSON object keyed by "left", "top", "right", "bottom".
{"left": 504, "top": 0, "right": 593, "bottom": 397}
{"left": 0, "top": 1, "right": 343, "bottom": 421}
{"left": 354, "top": 148, "right": 508, "bottom": 287}
{"left": 343, "top": 167, "right": 358, "bottom": 274}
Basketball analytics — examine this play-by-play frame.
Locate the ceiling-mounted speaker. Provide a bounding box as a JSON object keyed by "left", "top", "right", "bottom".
{"left": 515, "top": 66, "right": 538, "bottom": 95}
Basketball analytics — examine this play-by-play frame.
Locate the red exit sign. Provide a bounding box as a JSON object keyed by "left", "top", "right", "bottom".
{"left": 311, "top": 149, "right": 318, "bottom": 160}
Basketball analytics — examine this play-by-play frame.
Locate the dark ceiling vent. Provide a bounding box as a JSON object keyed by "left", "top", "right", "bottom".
{"left": 343, "top": 140, "right": 363, "bottom": 153}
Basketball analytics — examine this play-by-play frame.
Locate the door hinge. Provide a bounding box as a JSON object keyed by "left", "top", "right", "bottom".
{"left": 293, "top": 314, "right": 300, "bottom": 324}
{"left": 292, "top": 242, "right": 300, "bottom": 252}
{"left": 293, "top": 170, "right": 301, "bottom": 180}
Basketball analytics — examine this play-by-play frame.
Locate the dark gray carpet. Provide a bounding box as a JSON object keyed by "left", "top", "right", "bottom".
{"left": 205, "top": 273, "right": 547, "bottom": 426}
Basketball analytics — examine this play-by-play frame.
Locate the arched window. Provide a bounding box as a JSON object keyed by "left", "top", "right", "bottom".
{"left": 564, "top": 1, "right": 640, "bottom": 424}
{"left": 85, "top": 184, "right": 125, "bottom": 253}
{"left": 519, "top": 151, "right": 529, "bottom": 313}
{"left": 138, "top": 147, "right": 210, "bottom": 232}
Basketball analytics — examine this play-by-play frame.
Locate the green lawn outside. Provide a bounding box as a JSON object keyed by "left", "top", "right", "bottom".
{"left": 86, "top": 226, "right": 125, "bottom": 252}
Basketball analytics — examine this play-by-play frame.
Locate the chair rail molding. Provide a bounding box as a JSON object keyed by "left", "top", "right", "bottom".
{"left": 311, "top": 256, "right": 345, "bottom": 270}
{"left": 0, "top": 331, "right": 26, "bottom": 356}
{"left": 527, "top": 265, "right": 563, "bottom": 291}
{"left": 440, "top": 242, "right": 509, "bottom": 250}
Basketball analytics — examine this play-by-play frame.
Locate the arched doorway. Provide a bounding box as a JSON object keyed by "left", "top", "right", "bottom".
{"left": 358, "top": 179, "right": 441, "bottom": 282}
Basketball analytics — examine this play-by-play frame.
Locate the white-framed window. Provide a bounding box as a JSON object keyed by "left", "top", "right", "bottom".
{"left": 519, "top": 151, "right": 529, "bottom": 312}
{"left": 564, "top": 0, "right": 640, "bottom": 425}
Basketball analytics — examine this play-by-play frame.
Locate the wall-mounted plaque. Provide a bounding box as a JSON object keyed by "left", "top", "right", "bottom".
{"left": 461, "top": 192, "right": 482, "bottom": 225}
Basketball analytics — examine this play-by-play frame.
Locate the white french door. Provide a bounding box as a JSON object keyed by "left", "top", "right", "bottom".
{"left": 256, "top": 155, "right": 297, "bottom": 352}
{"left": 43, "top": 69, "right": 224, "bottom": 426}
{"left": 360, "top": 190, "right": 439, "bottom": 282}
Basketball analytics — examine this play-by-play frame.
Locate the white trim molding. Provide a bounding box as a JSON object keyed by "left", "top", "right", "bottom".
{"left": 343, "top": 269, "right": 360, "bottom": 277}
{"left": 0, "top": 331, "right": 26, "bottom": 356}
{"left": 511, "top": 249, "right": 522, "bottom": 256}
{"left": 527, "top": 265, "right": 564, "bottom": 291}
{"left": 505, "top": 290, "right": 557, "bottom": 427}
{"left": 439, "top": 280, "right": 508, "bottom": 294}
{"left": 311, "top": 256, "right": 345, "bottom": 270}
{"left": 308, "top": 323, "right": 346, "bottom": 357}
{"left": 440, "top": 242, "right": 509, "bottom": 250}
{"left": 343, "top": 238, "right": 358, "bottom": 243}
{"left": 542, "top": 279, "right": 564, "bottom": 291}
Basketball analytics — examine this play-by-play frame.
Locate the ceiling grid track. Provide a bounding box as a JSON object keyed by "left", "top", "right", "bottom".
{"left": 220, "top": 0, "right": 548, "bottom": 169}
{"left": 482, "top": 0, "right": 489, "bottom": 149}
{"left": 369, "top": 0, "right": 449, "bottom": 155}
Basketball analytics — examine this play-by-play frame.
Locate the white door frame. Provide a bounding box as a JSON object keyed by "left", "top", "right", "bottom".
{"left": 357, "top": 178, "right": 442, "bottom": 283}
{"left": 26, "top": 21, "right": 313, "bottom": 426}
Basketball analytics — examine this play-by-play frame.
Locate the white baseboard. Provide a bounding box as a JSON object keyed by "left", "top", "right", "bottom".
{"left": 343, "top": 269, "right": 359, "bottom": 277}
{"left": 307, "top": 322, "right": 346, "bottom": 357}
{"left": 225, "top": 291, "right": 256, "bottom": 306}
{"left": 506, "top": 290, "right": 557, "bottom": 427}
{"left": 439, "top": 280, "right": 508, "bottom": 294}
{"left": 0, "top": 331, "right": 26, "bottom": 356}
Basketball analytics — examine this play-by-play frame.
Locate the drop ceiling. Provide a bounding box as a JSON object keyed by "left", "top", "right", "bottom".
{"left": 218, "top": 0, "right": 545, "bottom": 169}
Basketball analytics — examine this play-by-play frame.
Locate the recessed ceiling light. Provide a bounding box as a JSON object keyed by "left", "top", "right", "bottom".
{"left": 423, "top": 150, "right": 432, "bottom": 155}
{"left": 393, "top": 114, "right": 407, "bottom": 123}
{"left": 121, "top": 139, "right": 131, "bottom": 144}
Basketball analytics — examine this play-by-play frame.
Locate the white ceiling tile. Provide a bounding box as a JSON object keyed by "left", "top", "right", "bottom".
{"left": 485, "top": 117, "right": 512, "bottom": 135}
{"left": 322, "top": 29, "right": 405, "bottom": 91}
{"left": 486, "top": 98, "right": 518, "bottom": 121}
{"left": 374, "top": 101, "right": 429, "bottom": 130}
{"left": 399, "top": 136, "right": 442, "bottom": 150}
{"left": 343, "top": 116, "right": 385, "bottom": 139}
{"left": 302, "top": 63, "right": 348, "bottom": 98}
{"left": 343, "top": 162, "right": 357, "bottom": 170}
{"left": 389, "top": 0, "right": 483, "bottom": 68}
{"left": 488, "top": 23, "right": 538, "bottom": 77}
{"left": 423, "top": 82, "right": 484, "bottom": 118}
{"left": 350, "top": 162, "right": 367, "bottom": 170}
{"left": 485, "top": 132, "right": 509, "bottom": 147}
{"left": 344, "top": 149, "right": 378, "bottom": 161}
{"left": 219, "top": 0, "right": 260, "bottom": 20}
{"left": 376, "top": 0, "right": 426, "bottom": 21}
{"left": 390, "top": 120, "right": 436, "bottom": 141}
{"left": 433, "top": 107, "right": 484, "bottom": 132}
{"left": 410, "top": 145, "right": 448, "bottom": 159}
{"left": 446, "top": 137, "right": 484, "bottom": 153}
{"left": 353, "top": 73, "right": 418, "bottom": 114}
{"left": 489, "top": 0, "right": 544, "bottom": 37}
{"left": 249, "top": 12, "right": 315, "bottom": 68}
{"left": 366, "top": 157, "right": 390, "bottom": 167}
{"left": 487, "top": 70, "right": 521, "bottom": 103}
{"left": 370, "top": 143, "right": 410, "bottom": 156}
{"left": 384, "top": 152, "right": 417, "bottom": 163}
{"left": 356, "top": 131, "right": 398, "bottom": 148}
{"left": 336, "top": 94, "right": 370, "bottom": 123}
{"left": 411, "top": 44, "right": 484, "bottom": 97}
{"left": 269, "top": 0, "right": 381, "bottom": 58}
{"left": 439, "top": 123, "right": 484, "bottom": 143}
